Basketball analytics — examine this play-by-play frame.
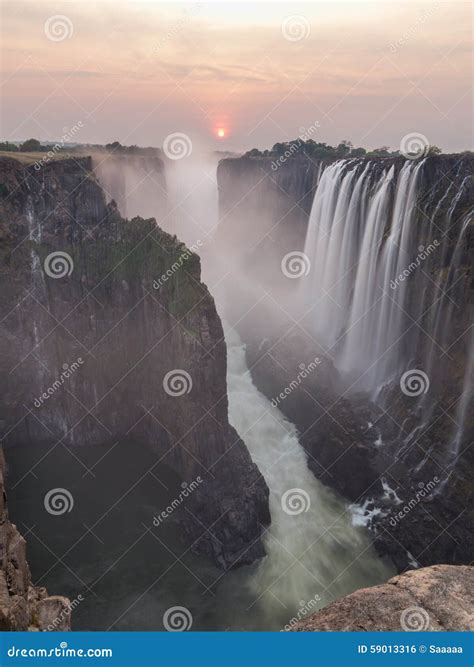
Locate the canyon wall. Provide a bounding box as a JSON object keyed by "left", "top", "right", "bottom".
{"left": 0, "top": 155, "right": 269, "bottom": 571}
{"left": 217, "top": 153, "right": 473, "bottom": 571}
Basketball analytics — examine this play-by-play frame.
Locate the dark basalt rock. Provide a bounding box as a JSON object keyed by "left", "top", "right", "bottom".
{"left": 0, "top": 155, "right": 270, "bottom": 571}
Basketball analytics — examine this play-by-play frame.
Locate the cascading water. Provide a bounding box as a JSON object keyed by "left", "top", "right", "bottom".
{"left": 302, "top": 159, "right": 427, "bottom": 391}
{"left": 164, "top": 154, "right": 393, "bottom": 628}
{"left": 301, "top": 156, "right": 473, "bottom": 477}
{"left": 224, "top": 326, "right": 392, "bottom": 628}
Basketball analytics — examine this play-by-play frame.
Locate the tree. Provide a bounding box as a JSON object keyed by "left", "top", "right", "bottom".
{"left": 105, "top": 141, "right": 123, "bottom": 152}
{"left": 20, "top": 138, "right": 41, "bottom": 152}
{"left": 370, "top": 146, "right": 391, "bottom": 157}
{"left": 336, "top": 141, "right": 352, "bottom": 157}
{"left": 0, "top": 142, "right": 18, "bottom": 152}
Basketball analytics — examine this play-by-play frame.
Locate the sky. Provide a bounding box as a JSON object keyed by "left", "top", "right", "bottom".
{"left": 0, "top": 0, "right": 472, "bottom": 152}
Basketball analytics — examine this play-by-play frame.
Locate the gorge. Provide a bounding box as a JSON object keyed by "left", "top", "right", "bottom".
{"left": 0, "top": 146, "right": 472, "bottom": 631}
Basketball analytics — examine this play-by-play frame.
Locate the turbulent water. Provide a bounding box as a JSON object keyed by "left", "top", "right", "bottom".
{"left": 165, "top": 155, "right": 394, "bottom": 628}
{"left": 225, "top": 326, "right": 392, "bottom": 627}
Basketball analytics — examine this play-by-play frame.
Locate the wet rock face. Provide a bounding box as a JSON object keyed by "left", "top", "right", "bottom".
{"left": 218, "top": 153, "right": 473, "bottom": 571}
{"left": 0, "top": 449, "right": 71, "bottom": 630}
{"left": 290, "top": 565, "right": 474, "bottom": 631}
{"left": 0, "top": 156, "right": 270, "bottom": 570}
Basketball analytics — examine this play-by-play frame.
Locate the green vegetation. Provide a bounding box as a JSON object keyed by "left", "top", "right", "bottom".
{"left": 0, "top": 142, "right": 19, "bottom": 152}
{"left": 245, "top": 139, "right": 443, "bottom": 159}
{"left": 0, "top": 138, "right": 162, "bottom": 158}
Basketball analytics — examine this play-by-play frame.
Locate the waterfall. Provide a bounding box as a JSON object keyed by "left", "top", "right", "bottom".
{"left": 303, "top": 159, "right": 428, "bottom": 390}
{"left": 302, "top": 157, "right": 472, "bottom": 473}
{"left": 163, "top": 154, "right": 393, "bottom": 628}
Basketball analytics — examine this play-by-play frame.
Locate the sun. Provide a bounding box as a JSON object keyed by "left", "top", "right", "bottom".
{"left": 217, "top": 128, "right": 225, "bottom": 138}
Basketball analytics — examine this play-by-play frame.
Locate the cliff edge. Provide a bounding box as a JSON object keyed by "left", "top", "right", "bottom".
{"left": 290, "top": 565, "right": 474, "bottom": 632}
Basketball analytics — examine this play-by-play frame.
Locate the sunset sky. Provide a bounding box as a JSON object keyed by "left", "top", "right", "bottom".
{"left": 1, "top": 0, "right": 472, "bottom": 152}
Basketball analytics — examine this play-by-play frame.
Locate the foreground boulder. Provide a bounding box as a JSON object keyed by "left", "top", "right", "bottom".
{"left": 290, "top": 565, "right": 474, "bottom": 631}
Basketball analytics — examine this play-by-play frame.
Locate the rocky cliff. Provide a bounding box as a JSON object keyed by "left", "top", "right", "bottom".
{"left": 217, "top": 153, "right": 473, "bottom": 571}
{"left": 290, "top": 565, "right": 474, "bottom": 631}
{"left": 0, "top": 155, "right": 270, "bottom": 571}
{"left": 0, "top": 447, "right": 71, "bottom": 630}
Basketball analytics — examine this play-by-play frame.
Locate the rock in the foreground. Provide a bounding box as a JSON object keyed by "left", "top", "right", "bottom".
{"left": 290, "top": 565, "right": 473, "bottom": 632}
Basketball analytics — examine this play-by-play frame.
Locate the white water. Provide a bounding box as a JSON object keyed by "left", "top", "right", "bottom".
{"left": 303, "top": 159, "right": 427, "bottom": 391}
{"left": 225, "top": 326, "right": 392, "bottom": 626}
{"left": 301, "top": 157, "right": 472, "bottom": 477}
{"left": 163, "top": 155, "right": 393, "bottom": 628}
